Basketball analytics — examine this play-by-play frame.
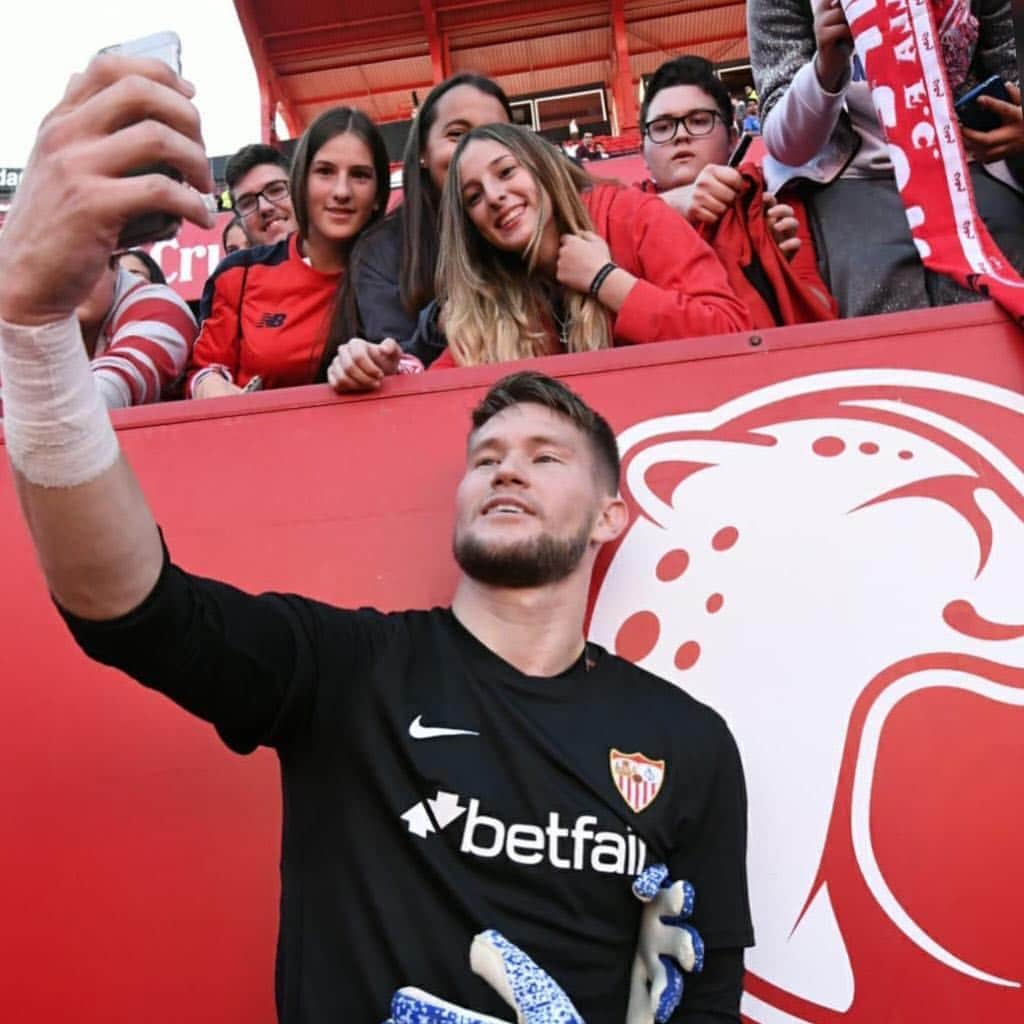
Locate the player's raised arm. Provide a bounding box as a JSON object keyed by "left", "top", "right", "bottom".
{"left": 0, "top": 54, "right": 214, "bottom": 619}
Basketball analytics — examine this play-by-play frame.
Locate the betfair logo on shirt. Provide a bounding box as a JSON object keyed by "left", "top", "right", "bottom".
{"left": 401, "top": 789, "right": 647, "bottom": 876}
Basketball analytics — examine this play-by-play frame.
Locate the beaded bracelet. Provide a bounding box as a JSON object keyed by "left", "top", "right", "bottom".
{"left": 588, "top": 261, "right": 618, "bottom": 297}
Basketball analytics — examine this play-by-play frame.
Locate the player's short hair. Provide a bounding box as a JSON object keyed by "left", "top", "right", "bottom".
{"left": 470, "top": 371, "right": 621, "bottom": 495}
{"left": 224, "top": 144, "right": 289, "bottom": 193}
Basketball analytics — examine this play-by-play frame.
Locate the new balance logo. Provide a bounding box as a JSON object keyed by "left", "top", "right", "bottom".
{"left": 401, "top": 789, "right": 646, "bottom": 876}
{"left": 257, "top": 312, "right": 287, "bottom": 328}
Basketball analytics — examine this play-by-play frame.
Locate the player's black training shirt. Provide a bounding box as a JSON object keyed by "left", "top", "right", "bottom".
{"left": 62, "top": 551, "right": 753, "bottom": 1023}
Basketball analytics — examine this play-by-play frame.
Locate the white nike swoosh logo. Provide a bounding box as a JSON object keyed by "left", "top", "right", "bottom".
{"left": 409, "top": 715, "right": 480, "bottom": 740}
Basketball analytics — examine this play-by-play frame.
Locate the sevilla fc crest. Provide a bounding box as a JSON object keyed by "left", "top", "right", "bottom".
{"left": 610, "top": 749, "right": 665, "bottom": 813}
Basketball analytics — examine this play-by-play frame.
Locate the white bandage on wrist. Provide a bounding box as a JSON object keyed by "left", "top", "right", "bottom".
{"left": 0, "top": 314, "right": 120, "bottom": 487}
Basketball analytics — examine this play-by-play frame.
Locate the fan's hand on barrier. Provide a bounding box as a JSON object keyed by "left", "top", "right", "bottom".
{"left": 327, "top": 337, "right": 402, "bottom": 392}
{"left": 962, "top": 83, "right": 1024, "bottom": 163}
{"left": 626, "top": 864, "right": 705, "bottom": 1024}
{"left": 194, "top": 374, "right": 245, "bottom": 399}
{"left": 0, "top": 54, "right": 213, "bottom": 328}
{"left": 384, "top": 929, "right": 584, "bottom": 1024}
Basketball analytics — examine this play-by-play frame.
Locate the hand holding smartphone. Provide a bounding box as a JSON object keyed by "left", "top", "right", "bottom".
{"left": 97, "top": 31, "right": 189, "bottom": 249}
{"left": 0, "top": 30, "right": 212, "bottom": 329}
{"left": 955, "top": 75, "right": 1012, "bottom": 133}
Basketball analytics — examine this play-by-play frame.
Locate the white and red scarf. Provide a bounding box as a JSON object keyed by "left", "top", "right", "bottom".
{"left": 841, "top": 0, "right": 1024, "bottom": 322}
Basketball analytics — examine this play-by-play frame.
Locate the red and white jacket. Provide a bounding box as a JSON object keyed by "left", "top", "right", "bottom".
{"left": 91, "top": 269, "right": 197, "bottom": 407}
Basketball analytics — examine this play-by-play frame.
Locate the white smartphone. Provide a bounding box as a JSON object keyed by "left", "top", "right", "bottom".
{"left": 98, "top": 30, "right": 181, "bottom": 72}
{"left": 98, "top": 31, "right": 185, "bottom": 249}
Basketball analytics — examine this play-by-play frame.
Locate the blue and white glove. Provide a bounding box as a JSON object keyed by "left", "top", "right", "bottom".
{"left": 626, "top": 864, "right": 705, "bottom": 1024}
{"left": 385, "top": 929, "right": 584, "bottom": 1024}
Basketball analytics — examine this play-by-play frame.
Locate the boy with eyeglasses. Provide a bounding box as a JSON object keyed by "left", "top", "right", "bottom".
{"left": 224, "top": 143, "right": 297, "bottom": 247}
{"left": 639, "top": 56, "right": 837, "bottom": 329}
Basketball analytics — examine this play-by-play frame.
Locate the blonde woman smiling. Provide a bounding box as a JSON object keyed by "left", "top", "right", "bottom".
{"left": 327, "top": 123, "right": 749, "bottom": 389}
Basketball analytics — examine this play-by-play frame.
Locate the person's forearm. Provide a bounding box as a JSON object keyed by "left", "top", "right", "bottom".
{"left": 2, "top": 315, "right": 163, "bottom": 620}
{"left": 593, "top": 266, "right": 639, "bottom": 313}
{"left": 0, "top": 55, "right": 211, "bottom": 620}
{"left": 749, "top": 0, "right": 816, "bottom": 123}
{"left": 187, "top": 274, "right": 244, "bottom": 396}
{"left": 974, "top": 0, "right": 1018, "bottom": 87}
{"left": 14, "top": 456, "right": 164, "bottom": 620}
{"left": 762, "top": 56, "right": 849, "bottom": 166}
{"left": 93, "top": 368, "right": 132, "bottom": 409}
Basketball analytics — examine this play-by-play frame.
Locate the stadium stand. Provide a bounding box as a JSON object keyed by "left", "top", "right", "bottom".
{"left": 3, "top": 3, "right": 1024, "bottom": 1023}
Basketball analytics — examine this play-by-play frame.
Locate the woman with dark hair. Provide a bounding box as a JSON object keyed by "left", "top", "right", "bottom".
{"left": 221, "top": 217, "right": 248, "bottom": 257}
{"left": 186, "top": 106, "right": 390, "bottom": 398}
{"left": 116, "top": 249, "right": 167, "bottom": 286}
{"left": 321, "top": 73, "right": 512, "bottom": 371}
{"left": 326, "top": 124, "right": 750, "bottom": 387}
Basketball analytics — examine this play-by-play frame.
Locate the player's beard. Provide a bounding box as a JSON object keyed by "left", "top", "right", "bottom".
{"left": 453, "top": 517, "right": 593, "bottom": 588}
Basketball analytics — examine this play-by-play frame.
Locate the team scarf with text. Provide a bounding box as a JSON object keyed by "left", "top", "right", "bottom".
{"left": 841, "top": 0, "right": 1024, "bottom": 323}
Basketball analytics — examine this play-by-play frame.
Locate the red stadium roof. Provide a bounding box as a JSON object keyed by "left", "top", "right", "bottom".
{"left": 232, "top": 0, "right": 748, "bottom": 139}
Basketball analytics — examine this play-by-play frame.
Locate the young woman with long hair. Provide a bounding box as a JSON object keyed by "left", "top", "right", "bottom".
{"left": 187, "top": 106, "right": 390, "bottom": 398}
{"left": 318, "top": 73, "right": 512, "bottom": 377}
{"left": 326, "top": 123, "right": 750, "bottom": 388}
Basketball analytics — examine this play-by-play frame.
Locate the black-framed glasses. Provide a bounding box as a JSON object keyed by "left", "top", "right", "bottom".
{"left": 235, "top": 179, "right": 290, "bottom": 218}
{"left": 642, "top": 110, "right": 722, "bottom": 144}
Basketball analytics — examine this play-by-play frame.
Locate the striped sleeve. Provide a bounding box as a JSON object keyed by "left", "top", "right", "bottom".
{"left": 91, "top": 281, "right": 197, "bottom": 407}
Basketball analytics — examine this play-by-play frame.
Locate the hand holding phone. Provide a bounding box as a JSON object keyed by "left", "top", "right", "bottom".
{"left": 0, "top": 33, "right": 211, "bottom": 328}
{"left": 955, "top": 75, "right": 1012, "bottom": 133}
{"left": 98, "top": 32, "right": 190, "bottom": 249}
{"left": 956, "top": 78, "right": 1024, "bottom": 165}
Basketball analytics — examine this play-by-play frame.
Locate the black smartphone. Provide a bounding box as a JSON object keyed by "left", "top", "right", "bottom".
{"left": 728, "top": 132, "right": 755, "bottom": 168}
{"left": 97, "top": 31, "right": 186, "bottom": 249}
{"left": 954, "top": 74, "right": 1011, "bottom": 133}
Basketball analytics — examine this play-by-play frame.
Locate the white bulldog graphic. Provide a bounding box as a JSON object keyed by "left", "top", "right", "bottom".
{"left": 589, "top": 370, "right": 1024, "bottom": 1021}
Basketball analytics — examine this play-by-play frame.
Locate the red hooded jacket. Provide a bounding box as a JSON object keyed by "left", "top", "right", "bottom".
{"left": 429, "top": 183, "right": 752, "bottom": 369}
{"left": 640, "top": 166, "right": 838, "bottom": 328}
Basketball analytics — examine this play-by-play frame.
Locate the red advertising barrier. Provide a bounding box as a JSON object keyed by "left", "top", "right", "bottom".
{"left": 147, "top": 212, "right": 237, "bottom": 303}
{"left": 2, "top": 303, "right": 1023, "bottom": 1022}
